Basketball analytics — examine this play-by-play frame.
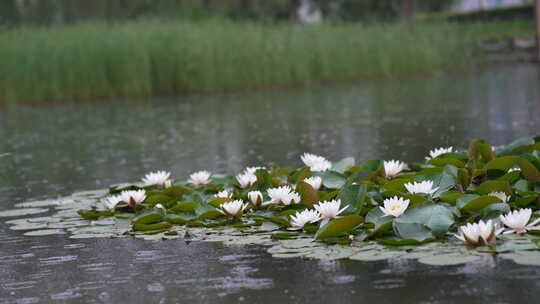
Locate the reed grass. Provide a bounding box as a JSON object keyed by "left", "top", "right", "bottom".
{"left": 0, "top": 19, "right": 534, "bottom": 104}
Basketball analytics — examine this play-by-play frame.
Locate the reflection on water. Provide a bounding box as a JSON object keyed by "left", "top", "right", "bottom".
{"left": 1, "top": 63, "right": 539, "bottom": 205}
{"left": 0, "top": 63, "right": 539, "bottom": 303}
{"left": 1, "top": 233, "right": 540, "bottom": 303}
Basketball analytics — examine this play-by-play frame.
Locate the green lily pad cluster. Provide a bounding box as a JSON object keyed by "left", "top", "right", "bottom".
{"left": 3, "top": 136, "right": 540, "bottom": 265}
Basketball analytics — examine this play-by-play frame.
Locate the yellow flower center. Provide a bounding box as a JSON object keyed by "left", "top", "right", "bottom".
{"left": 388, "top": 205, "right": 401, "bottom": 211}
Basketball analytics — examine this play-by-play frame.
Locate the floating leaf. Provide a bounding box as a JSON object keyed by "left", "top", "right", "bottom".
{"left": 428, "top": 158, "right": 465, "bottom": 168}
{"left": 165, "top": 213, "right": 196, "bottom": 224}
{"left": 169, "top": 202, "right": 198, "bottom": 213}
{"left": 417, "top": 253, "right": 482, "bottom": 266}
{"left": 377, "top": 237, "right": 428, "bottom": 246}
{"left": 365, "top": 208, "right": 393, "bottom": 236}
{"left": 296, "top": 181, "right": 318, "bottom": 207}
{"left": 195, "top": 203, "right": 222, "bottom": 220}
{"left": 77, "top": 209, "right": 114, "bottom": 220}
{"left": 496, "top": 136, "right": 536, "bottom": 156}
{"left": 394, "top": 204, "right": 455, "bottom": 238}
{"left": 313, "top": 171, "right": 346, "bottom": 189}
{"left": 24, "top": 229, "right": 66, "bottom": 236}
{"left": 0, "top": 208, "right": 49, "bottom": 218}
{"left": 163, "top": 186, "right": 190, "bottom": 200}
{"left": 500, "top": 251, "right": 540, "bottom": 266}
{"left": 476, "top": 180, "right": 512, "bottom": 195}
{"left": 271, "top": 232, "right": 299, "bottom": 240}
{"left": 145, "top": 193, "right": 173, "bottom": 205}
{"left": 315, "top": 215, "right": 363, "bottom": 240}
{"left": 132, "top": 222, "right": 172, "bottom": 231}
{"left": 331, "top": 157, "right": 355, "bottom": 174}
{"left": 131, "top": 209, "right": 163, "bottom": 225}
{"left": 349, "top": 250, "right": 403, "bottom": 261}
{"left": 347, "top": 160, "right": 382, "bottom": 184}
{"left": 338, "top": 184, "right": 367, "bottom": 215}
{"left": 461, "top": 195, "right": 502, "bottom": 213}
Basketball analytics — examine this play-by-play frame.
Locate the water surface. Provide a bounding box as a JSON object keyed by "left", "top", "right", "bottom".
{"left": 1, "top": 63, "right": 539, "bottom": 303}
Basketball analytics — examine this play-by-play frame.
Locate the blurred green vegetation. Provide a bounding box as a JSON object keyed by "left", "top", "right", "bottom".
{"left": 0, "top": 19, "right": 534, "bottom": 104}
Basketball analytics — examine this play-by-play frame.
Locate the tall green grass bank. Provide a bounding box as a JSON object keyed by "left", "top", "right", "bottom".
{"left": 0, "top": 20, "right": 533, "bottom": 104}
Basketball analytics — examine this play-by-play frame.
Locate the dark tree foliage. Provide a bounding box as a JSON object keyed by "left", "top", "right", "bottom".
{"left": 0, "top": 0, "right": 20, "bottom": 25}
{"left": 1, "top": 0, "right": 457, "bottom": 26}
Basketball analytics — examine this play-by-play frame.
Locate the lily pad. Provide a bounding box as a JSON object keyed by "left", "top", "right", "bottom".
{"left": 315, "top": 215, "right": 363, "bottom": 240}
{"left": 349, "top": 250, "right": 403, "bottom": 261}
{"left": 24, "top": 229, "right": 66, "bottom": 236}
{"left": 500, "top": 251, "right": 540, "bottom": 266}
{"left": 0, "top": 208, "right": 49, "bottom": 218}
{"left": 417, "top": 253, "right": 482, "bottom": 266}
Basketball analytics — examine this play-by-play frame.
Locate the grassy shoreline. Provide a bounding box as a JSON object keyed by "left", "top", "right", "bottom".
{"left": 0, "top": 19, "right": 534, "bottom": 104}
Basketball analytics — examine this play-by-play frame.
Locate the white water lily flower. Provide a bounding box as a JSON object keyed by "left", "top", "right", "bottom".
{"left": 426, "top": 146, "right": 453, "bottom": 160}
{"left": 188, "top": 170, "right": 212, "bottom": 186}
{"left": 215, "top": 190, "right": 232, "bottom": 199}
{"left": 404, "top": 180, "right": 439, "bottom": 195}
{"left": 104, "top": 195, "right": 122, "bottom": 210}
{"left": 488, "top": 191, "right": 510, "bottom": 203}
{"left": 164, "top": 180, "right": 172, "bottom": 188}
{"left": 245, "top": 166, "right": 265, "bottom": 174}
{"left": 314, "top": 199, "right": 349, "bottom": 226}
{"left": 301, "top": 153, "right": 332, "bottom": 172}
{"left": 247, "top": 191, "right": 263, "bottom": 207}
{"left": 218, "top": 200, "right": 248, "bottom": 217}
{"left": 380, "top": 196, "right": 410, "bottom": 217}
{"left": 500, "top": 208, "right": 540, "bottom": 234}
{"left": 454, "top": 220, "right": 501, "bottom": 246}
{"left": 120, "top": 190, "right": 146, "bottom": 206}
{"left": 154, "top": 204, "right": 166, "bottom": 212}
{"left": 142, "top": 170, "right": 171, "bottom": 187}
{"left": 289, "top": 209, "right": 321, "bottom": 230}
{"left": 508, "top": 167, "right": 521, "bottom": 173}
{"left": 266, "top": 186, "right": 301, "bottom": 206}
{"left": 236, "top": 172, "right": 257, "bottom": 188}
{"left": 286, "top": 192, "right": 301, "bottom": 206}
{"left": 384, "top": 160, "right": 406, "bottom": 178}
{"left": 303, "top": 176, "right": 322, "bottom": 190}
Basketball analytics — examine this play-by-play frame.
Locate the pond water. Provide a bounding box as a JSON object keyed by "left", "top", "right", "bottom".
{"left": 1, "top": 63, "right": 540, "bottom": 303}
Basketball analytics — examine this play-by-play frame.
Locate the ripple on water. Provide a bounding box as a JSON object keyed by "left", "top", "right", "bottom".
{"left": 371, "top": 278, "right": 406, "bottom": 289}
{"left": 134, "top": 250, "right": 163, "bottom": 262}
{"left": 14, "top": 297, "right": 41, "bottom": 304}
{"left": 330, "top": 275, "right": 356, "bottom": 285}
{"left": 63, "top": 243, "right": 86, "bottom": 249}
{"left": 147, "top": 282, "right": 165, "bottom": 293}
{"left": 2, "top": 281, "right": 38, "bottom": 291}
{"left": 39, "top": 255, "right": 78, "bottom": 265}
{"left": 50, "top": 289, "right": 82, "bottom": 301}
{"left": 218, "top": 254, "right": 258, "bottom": 263}
{"left": 78, "top": 262, "right": 115, "bottom": 272}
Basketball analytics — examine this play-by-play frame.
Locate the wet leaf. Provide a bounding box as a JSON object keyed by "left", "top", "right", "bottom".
{"left": 0, "top": 208, "right": 49, "bottom": 218}
{"left": 24, "top": 229, "right": 66, "bottom": 236}
{"left": 132, "top": 222, "right": 172, "bottom": 231}
{"left": 132, "top": 209, "right": 163, "bottom": 225}
{"left": 195, "top": 203, "right": 222, "bottom": 220}
{"left": 349, "top": 250, "right": 403, "bottom": 261}
{"left": 500, "top": 251, "right": 540, "bottom": 266}
{"left": 338, "top": 184, "right": 367, "bottom": 215}
{"left": 331, "top": 157, "right": 355, "bottom": 174}
{"left": 417, "top": 253, "right": 482, "bottom": 266}
{"left": 461, "top": 195, "right": 501, "bottom": 213}
{"left": 169, "top": 202, "right": 198, "bottom": 213}
{"left": 313, "top": 171, "right": 346, "bottom": 189}
{"left": 315, "top": 215, "right": 363, "bottom": 240}
{"left": 296, "top": 181, "right": 318, "bottom": 207}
